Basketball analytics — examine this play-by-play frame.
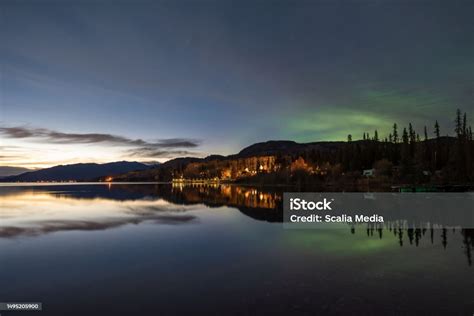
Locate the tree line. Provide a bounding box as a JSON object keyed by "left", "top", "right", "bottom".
{"left": 275, "top": 109, "right": 474, "bottom": 185}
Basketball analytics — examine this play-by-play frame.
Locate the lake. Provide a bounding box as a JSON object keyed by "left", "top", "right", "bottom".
{"left": 0, "top": 183, "right": 472, "bottom": 315}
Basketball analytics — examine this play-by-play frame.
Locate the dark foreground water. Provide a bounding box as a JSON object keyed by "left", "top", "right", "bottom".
{"left": 0, "top": 184, "right": 472, "bottom": 315}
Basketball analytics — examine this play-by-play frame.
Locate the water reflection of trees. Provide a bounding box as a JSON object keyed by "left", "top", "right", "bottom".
{"left": 353, "top": 224, "right": 474, "bottom": 266}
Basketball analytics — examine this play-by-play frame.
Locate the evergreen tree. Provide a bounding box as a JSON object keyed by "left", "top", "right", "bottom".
{"left": 402, "top": 128, "right": 409, "bottom": 144}
{"left": 449, "top": 110, "right": 469, "bottom": 181}
{"left": 347, "top": 134, "right": 352, "bottom": 142}
{"left": 455, "top": 108, "right": 462, "bottom": 138}
{"left": 374, "top": 130, "right": 379, "bottom": 142}
{"left": 424, "top": 126, "right": 428, "bottom": 141}
{"left": 393, "top": 123, "right": 399, "bottom": 143}
{"left": 462, "top": 112, "right": 467, "bottom": 138}
{"left": 408, "top": 123, "right": 416, "bottom": 144}
{"left": 434, "top": 120, "right": 440, "bottom": 139}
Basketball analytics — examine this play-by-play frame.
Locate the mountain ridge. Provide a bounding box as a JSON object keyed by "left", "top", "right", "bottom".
{"left": 2, "top": 161, "right": 152, "bottom": 182}
{"left": 0, "top": 166, "right": 35, "bottom": 178}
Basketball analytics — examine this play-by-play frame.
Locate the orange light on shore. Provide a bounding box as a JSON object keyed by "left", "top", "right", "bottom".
{"left": 105, "top": 177, "right": 113, "bottom": 182}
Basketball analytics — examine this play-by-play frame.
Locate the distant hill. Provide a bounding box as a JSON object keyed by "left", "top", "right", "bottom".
{"left": 235, "top": 140, "right": 346, "bottom": 157}
{"left": 0, "top": 166, "right": 34, "bottom": 178}
{"left": 2, "top": 161, "right": 151, "bottom": 182}
{"left": 235, "top": 138, "right": 457, "bottom": 158}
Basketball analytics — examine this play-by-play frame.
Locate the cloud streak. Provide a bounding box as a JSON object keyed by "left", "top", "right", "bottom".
{"left": 0, "top": 126, "right": 200, "bottom": 148}
{"left": 126, "top": 147, "right": 199, "bottom": 158}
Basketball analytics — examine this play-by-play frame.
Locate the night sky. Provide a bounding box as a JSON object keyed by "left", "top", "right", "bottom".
{"left": 1, "top": 0, "right": 474, "bottom": 168}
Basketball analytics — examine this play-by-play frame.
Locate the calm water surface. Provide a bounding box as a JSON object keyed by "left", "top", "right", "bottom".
{"left": 0, "top": 184, "right": 472, "bottom": 315}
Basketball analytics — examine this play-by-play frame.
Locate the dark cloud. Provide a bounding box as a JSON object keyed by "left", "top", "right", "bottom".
{"left": 0, "top": 127, "right": 37, "bottom": 138}
{"left": 154, "top": 138, "right": 201, "bottom": 148}
{"left": 0, "top": 126, "right": 200, "bottom": 148}
{"left": 126, "top": 147, "right": 199, "bottom": 158}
